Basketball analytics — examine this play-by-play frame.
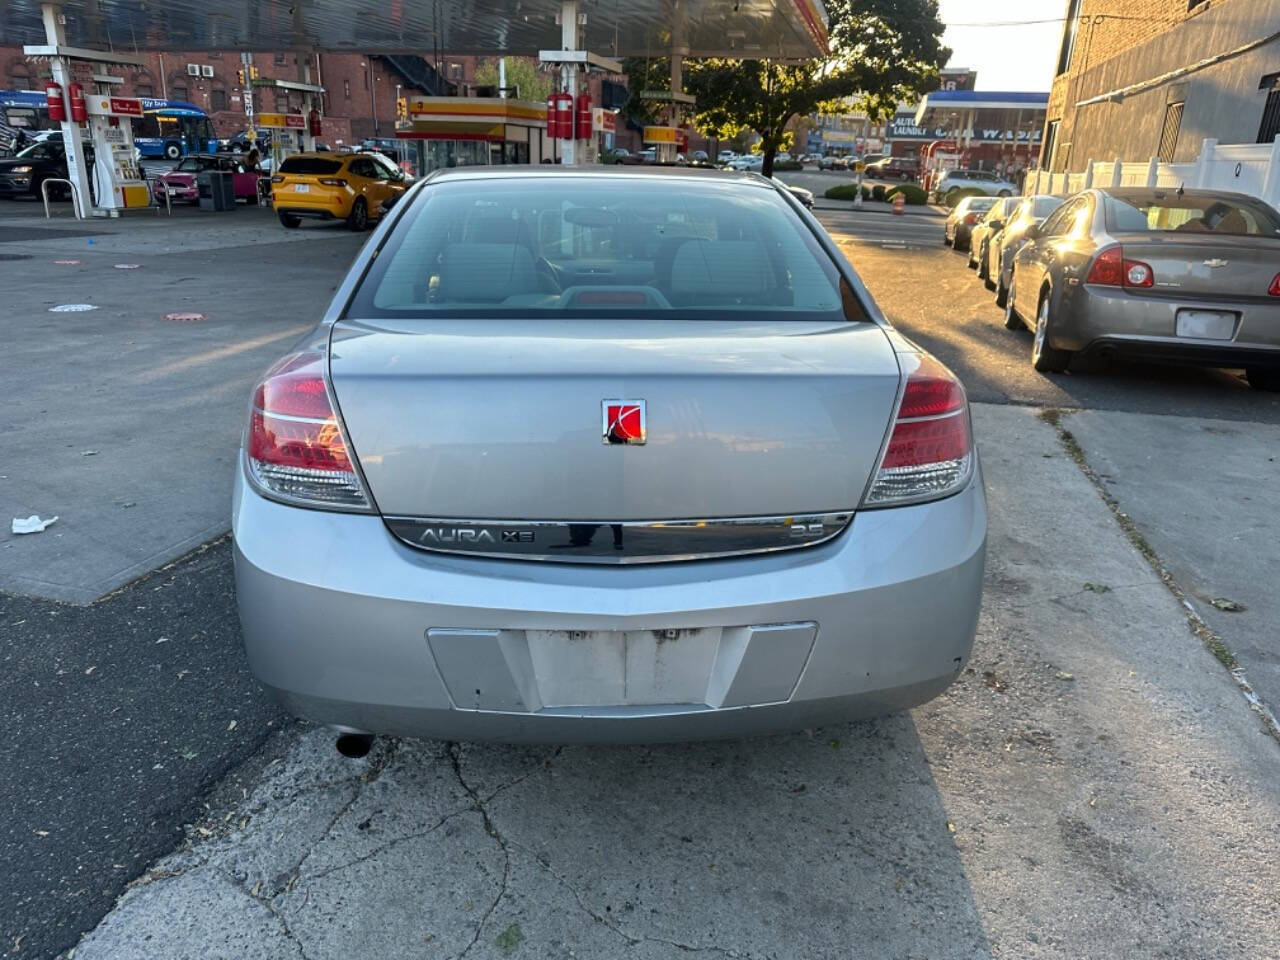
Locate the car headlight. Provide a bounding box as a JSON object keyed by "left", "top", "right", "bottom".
{"left": 9, "top": 165, "right": 32, "bottom": 174}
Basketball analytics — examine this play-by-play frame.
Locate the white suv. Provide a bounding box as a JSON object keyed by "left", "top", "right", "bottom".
{"left": 932, "top": 169, "right": 1017, "bottom": 203}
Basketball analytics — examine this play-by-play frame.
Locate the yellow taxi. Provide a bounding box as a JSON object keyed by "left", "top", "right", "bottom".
{"left": 271, "top": 151, "right": 409, "bottom": 230}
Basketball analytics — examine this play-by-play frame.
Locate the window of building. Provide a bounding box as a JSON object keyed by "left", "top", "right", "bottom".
{"left": 170, "top": 82, "right": 188, "bottom": 102}
{"left": 275, "top": 94, "right": 290, "bottom": 112}
{"left": 363, "top": 69, "right": 370, "bottom": 89}
{"left": 274, "top": 52, "right": 288, "bottom": 66}
{"left": 209, "top": 88, "right": 228, "bottom": 112}
{"left": 1057, "top": 0, "right": 1083, "bottom": 75}
{"left": 449, "top": 62, "right": 463, "bottom": 80}
{"left": 344, "top": 79, "right": 351, "bottom": 99}
{"left": 1258, "top": 80, "right": 1280, "bottom": 143}
{"left": 209, "top": 51, "right": 222, "bottom": 59}
{"left": 135, "top": 82, "right": 154, "bottom": 98}
{"left": 1041, "top": 119, "right": 1060, "bottom": 171}
{"left": 9, "top": 65, "right": 32, "bottom": 90}
{"left": 1158, "top": 101, "right": 1184, "bottom": 162}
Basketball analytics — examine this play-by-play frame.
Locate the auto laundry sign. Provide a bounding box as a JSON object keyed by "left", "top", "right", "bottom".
{"left": 891, "top": 113, "right": 1041, "bottom": 143}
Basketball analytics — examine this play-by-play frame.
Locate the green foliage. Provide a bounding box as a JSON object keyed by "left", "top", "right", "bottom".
{"left": 772, "top": 160, "right": 803, "bottom": 171}
{"left": 684, "top": 0, "right": 948, "bottom": 177}
{"left": 945, "top": 186, "right": 986, "bottom": 208}
{"left": 886, "top": 183, "right": 928, "bottom": 205}
{"left": 474, "top": 57, "right": 552, "bottom": 103}
{"left": 823, "top": 184, "right": 872, "bottom": 202}
{"left": 870, "top": 183, "right": 887, "bottom": 202}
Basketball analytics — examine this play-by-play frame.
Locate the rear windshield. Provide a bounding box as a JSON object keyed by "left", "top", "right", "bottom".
{"left": 1105, "top": 193, "right": 1280, "bottom": 236}
{"left": 347, "top": 177, "right": 854, "bottom": 321}
{"left": 959, "top": 197, "right": 997, "bottom": 213}
{"left": 279, "top": 156, "right": 343, "bottom": 176}
{"left": 1031, "top": 196, "right": 1061, "bottom": 218}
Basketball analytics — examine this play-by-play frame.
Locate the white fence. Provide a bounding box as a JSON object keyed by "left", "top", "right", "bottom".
{"left": 1025, "top": 136, "right": 1280, "bottom": 207}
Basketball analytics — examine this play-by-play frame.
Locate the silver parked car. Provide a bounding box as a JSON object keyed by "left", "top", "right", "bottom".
{"left": 234, "top": 167, "right": 987, "bottom": 747}
{"left": 989, "top": 195, "right": 1063, "bottom": 305}
{"left": 944, "top": 194, "right": 998, "bottom": 251}
{"left": 1005, "top": 187, "right": 1280, "bottom": 387}
{"left": 966, "top": 196, "right": 1019, "bottom": 271}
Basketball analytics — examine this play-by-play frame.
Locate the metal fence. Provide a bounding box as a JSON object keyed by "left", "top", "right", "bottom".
{"left": 1024, "top": 136, "right": 1280, "bottom": 207}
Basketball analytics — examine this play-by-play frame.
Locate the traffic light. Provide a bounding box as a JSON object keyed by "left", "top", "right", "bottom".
{"left": 395, "top": 98, "right": 408, "bottom": 123}
{"left": 249, "top": 66, "right": 260, "bottom": 81}
{"left": 237, "top": 69, "right": 245, "bottom": 85}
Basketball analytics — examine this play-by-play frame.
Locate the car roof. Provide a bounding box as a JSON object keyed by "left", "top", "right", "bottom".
{"left": 424, "top": 165, "right": 778, "bottom": 189}
{"left": 1096, "top": 186, "right": 1263, "bottom": 203}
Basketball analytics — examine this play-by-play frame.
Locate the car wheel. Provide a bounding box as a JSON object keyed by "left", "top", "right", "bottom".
{"left": 346, "top": 197, "right": 369, "bottom": 231}
{"left": 943, "top": 229, "right": 952, "bottom": 247}
{"left": 278, "top": 212, "right": 301, "bottom": 229}
{"left": 977, "top": 244, "right": 990, "bottom": 281}
{"left": 998, "top": 190, "right": 1012, "bottom": 197}
{"left": 1004, "top": 274, "right": 1023, "bottom": 330}
{"left": 1245, "top": 367, "right": 1280, "bottom": 391}
{"left": 994, "top": 268, "right": 1009, "bottom": 308}
{"left": 164, "top": 142, "right": 182, "bottom": 161}
{"left": 1032, "top": 292, "right": 1072, "bottom": 373}
{"left": 966, "top": 242, "right": 978, "bottom": 267}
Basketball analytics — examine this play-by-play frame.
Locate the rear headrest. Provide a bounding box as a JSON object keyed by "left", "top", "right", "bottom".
{"left": 669, "top": 240, "right": 770, "bottom": 297}
{"left": 438, "top": 243, "right": 538, "bottom": 302}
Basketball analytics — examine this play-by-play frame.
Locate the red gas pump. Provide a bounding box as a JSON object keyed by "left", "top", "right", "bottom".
{"left": 308, "top": 108, "right": 322, "bottom": 137}
{"left": 546, "top": 93, "right": 558, "bottom": 138}
{"left": 552, "top": 92, "right": 574, "bottom": 140}
{"left": 68, "top": 83, "right": 87, "bottom": 123}
{"left": 46, "top": 83, "right": 66, "bottom": 123}
{"left": 575, "top": 93, "right": 592, "bottom": 141}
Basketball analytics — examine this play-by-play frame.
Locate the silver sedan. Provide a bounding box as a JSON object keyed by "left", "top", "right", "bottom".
{"left": 234, "top": 167, "right": 986, "bottom": 746}
{"left": 1006, "top": 187, "right": 1280, "bottom": 388}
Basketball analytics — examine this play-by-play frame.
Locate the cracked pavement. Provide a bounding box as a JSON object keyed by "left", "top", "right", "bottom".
{"left": 69, "top": 406, "right": 1280, "bottom": 960}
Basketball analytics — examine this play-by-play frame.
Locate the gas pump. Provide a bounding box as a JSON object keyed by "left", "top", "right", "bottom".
{"left": 84, "top": 90, "right": 149, "bottom": 215}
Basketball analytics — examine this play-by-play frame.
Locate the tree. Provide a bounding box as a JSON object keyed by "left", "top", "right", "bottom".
{"left": 474, "top": 57, "right": 553, "bottom": 103}
{"left": 687, "top": 0, "right": 948, "bottom": 177}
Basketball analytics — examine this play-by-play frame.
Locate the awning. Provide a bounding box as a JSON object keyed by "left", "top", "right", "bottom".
{"left": 913, "top": 91, "right": 1049, "bottom": 128}
{"left": 1, "top": 0, "right": 828, "bottom": 58}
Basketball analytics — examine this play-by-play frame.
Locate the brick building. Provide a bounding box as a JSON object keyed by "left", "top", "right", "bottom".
{"left": 1, "top": 48, "right": 502, "bottom": 145}
{"left": 1043, "top": 0, "right": 1280, "bottom": 171}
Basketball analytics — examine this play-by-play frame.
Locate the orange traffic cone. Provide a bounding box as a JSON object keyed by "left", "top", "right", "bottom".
{"left": 892, "top": 193, "right": 905, "bottom": 216}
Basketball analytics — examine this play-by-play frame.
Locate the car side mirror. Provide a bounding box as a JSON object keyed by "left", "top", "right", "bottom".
{"left": 1023, "top": 223, "right": 1040, "bottom": 240}
{"left": 988, "top": 220, "right": 1004, "bottom": 231}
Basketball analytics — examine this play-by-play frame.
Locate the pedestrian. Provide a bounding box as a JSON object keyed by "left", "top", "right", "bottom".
{"left": 243, "top": 146, "right": 261, "bottom": 173}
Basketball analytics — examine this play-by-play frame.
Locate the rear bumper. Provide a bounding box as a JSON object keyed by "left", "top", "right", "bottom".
{"left": 1056, "top": 286, "right": 1280, "bottom": 368}
{"left": 233, "top": 465, "right": 987, "bottom": 744}
{"left": 272, "top": 189, "right": 350, "bottom": 219}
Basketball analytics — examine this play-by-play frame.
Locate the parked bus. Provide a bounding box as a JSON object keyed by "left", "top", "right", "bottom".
{"left": 0, "top": 90, "right": 217, "bottom": 160}
{"left": 0, "top": 89, "right": 52, "bottom": 154}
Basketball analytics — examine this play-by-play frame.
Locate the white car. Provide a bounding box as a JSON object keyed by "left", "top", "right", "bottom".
{"left": 717, "top": 150, "right": 735, "bottom": 164}
{"left": 932, "top": 169, "right": 1017, "bottom": 203}
{"left": 729, "top": 155, "right": 764, "bottom": 171}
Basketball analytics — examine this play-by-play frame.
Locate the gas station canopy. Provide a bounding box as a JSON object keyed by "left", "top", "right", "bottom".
{"left": 1, "top": 0, "right": 828, "bottom": 59}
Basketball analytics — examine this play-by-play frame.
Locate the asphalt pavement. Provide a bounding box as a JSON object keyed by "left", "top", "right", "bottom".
{"left": 2, "top": 177, "right": 1278, "bottom": 959}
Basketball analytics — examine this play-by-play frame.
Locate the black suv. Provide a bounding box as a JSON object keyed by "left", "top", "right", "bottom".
{"left": 0, "top": 134, "right": 91, "bottom": 200}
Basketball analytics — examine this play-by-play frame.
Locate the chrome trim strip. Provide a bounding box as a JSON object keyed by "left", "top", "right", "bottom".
{"left": 384, "top": 512, "right": 854, "bottom": 564}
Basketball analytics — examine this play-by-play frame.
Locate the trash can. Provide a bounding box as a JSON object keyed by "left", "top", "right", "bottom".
{"left": 197, "top": 170, "right": 236, "bottom": 211}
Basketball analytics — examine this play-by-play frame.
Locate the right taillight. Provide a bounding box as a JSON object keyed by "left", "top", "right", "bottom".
{"left": 863, "top": 354, "right": 974, "bottom": 507}
{"left": 1086, "top": 245, "right": 1154, "bottom": 288}
{"left": 1268, "top": 273, "right": 1280, "bottom": 296}
{"left": 318, "top": 177, "right": 348, "bottom": 187}
{"left": 245, "top": 352, "right": 370, "bottom": 510}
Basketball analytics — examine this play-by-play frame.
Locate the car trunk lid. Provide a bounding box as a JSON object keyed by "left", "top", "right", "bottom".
{"left": 328, "top": 318, "right": 902, "bottom": 542}
{"left": 1112, "top": 234, "right": 1280, "bottom": 301}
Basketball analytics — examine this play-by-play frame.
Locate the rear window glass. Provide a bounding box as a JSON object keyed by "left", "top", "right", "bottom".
{"left": 1031, "top": 197, "right": 1061, "bottom": 218}
{"left": 279, "top": 156, "right": 343, "bottom": 176}
{"left": 347, "top": 177, "right": 853, "bottom": 321}
{"left": 1106, "top": 193, "right": 1280, "bottom": 236}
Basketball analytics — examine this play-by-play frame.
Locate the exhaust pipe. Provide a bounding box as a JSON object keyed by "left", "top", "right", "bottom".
{"left": 334, "top": 731, "right": 374, "bottom": 758}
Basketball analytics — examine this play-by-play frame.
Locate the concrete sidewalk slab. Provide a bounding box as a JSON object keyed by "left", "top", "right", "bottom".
{"left": 1063, "top": 408, "right": 1280, "bottom": 730}
{"left": 71, "top": 404, "right": 1280, "bottom": 960}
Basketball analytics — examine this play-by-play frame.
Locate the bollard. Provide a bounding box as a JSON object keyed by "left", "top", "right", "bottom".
{"left": 892, "top": 193, "right": 905, "bottom": 216}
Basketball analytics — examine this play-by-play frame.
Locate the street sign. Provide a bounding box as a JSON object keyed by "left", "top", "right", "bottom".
{"left": 243, "top": 90, "right": 253, "bottom": 114}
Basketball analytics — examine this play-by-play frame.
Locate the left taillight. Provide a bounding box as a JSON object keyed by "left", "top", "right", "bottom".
{"left": 245, "top": 352, "right": 371, "bottom": 510}
{"left": 862, "top": 354, "right": 974, "bottom": 507}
